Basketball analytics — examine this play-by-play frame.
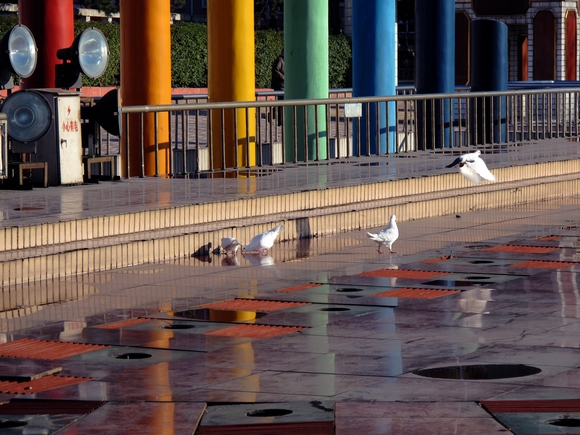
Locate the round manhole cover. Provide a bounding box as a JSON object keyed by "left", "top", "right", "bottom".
{"left": 335, "top": 288, "right": 364, "bottom": 293}
{"left": 548, "top": 418, "right": 580, "bottom": 427}
{"left": 319, "top": 307, "right": 351, "bottom": 312}
{"left": 112, "top": 352, "right": 152, "bottom": 360}
{"left": 162, "top": 324, "right": 195, "bottom": 330}
{"left": 246, "top": 409, "right": 293, "bottom": 417}
{"left": 413, "top": 364, "right": 541, "bottom": 380}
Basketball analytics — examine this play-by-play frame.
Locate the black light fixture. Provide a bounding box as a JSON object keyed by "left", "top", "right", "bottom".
{"left": 56, "top": 27, "right": 109, "bottom": 89}
{"left": 0, "top": 90, "right": 52, "bottom": 153}
{"left": 0, "top": 24, "right": 37, "bottom": 90}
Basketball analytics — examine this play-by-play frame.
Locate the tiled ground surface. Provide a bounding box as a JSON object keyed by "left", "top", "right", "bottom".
{"left": 1, "top": 196, "right": 580, "bottom": 433}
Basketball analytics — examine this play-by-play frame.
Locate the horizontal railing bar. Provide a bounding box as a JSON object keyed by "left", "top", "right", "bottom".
{"left": 122, "top": 88, "right": 580, "bottom": 114}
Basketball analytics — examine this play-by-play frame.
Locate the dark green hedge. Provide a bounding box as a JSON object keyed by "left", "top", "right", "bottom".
{"left": 0, "top": 16, "right": 352, "bottom": 89}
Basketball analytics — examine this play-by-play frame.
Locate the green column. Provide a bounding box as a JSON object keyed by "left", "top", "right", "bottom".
{"left": 284, "top": 0, "right": 328, "bottom": 162}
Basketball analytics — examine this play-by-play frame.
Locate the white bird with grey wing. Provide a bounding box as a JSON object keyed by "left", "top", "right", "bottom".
{"left": 221, "top": 237, "right": 241, "bottom": 255}
{"left": 367, "top": 215, "right": 399, "bottom": 254}
{"left": 242, "top": 225, "right": 284, "bottom": 254}
{"left": 446, "top": 150, "right": 496, "bottom": 185}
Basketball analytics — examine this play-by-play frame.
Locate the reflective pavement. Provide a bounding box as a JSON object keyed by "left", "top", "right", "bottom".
{"left": 1, "top": 196, "right": 580, "bottom": 433}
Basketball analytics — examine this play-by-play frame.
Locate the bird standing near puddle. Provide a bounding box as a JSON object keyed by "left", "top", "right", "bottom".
{"left": 242, "top": 224, "right": 284, "bottom": 254}
{"left": 367, "top": 215, "right": 399, "bottom": 254}
{"left": 446, "top": 150, "right": 496, "bottom": 184}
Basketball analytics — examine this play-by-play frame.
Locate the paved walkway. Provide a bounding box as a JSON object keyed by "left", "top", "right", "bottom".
{"left": 2, "top": 139, "right": 580, "bottom": 227}
{"left": 0, "top": 194, "right": 580, "bottom": 433}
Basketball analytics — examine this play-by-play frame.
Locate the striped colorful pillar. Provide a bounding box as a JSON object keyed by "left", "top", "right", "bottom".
{"left": 284, "top": 0, "right": 328, "bottom": 162}
{"left": 120, "top": 0, "right": 171, "bottom": 177}
{"left": 208, "top": 0, "right": 256, "bottom": 173}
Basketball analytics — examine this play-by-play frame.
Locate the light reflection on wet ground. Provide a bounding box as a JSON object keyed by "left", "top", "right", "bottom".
{"left": 1, "top": 197, "right": 580, "bottom": 433}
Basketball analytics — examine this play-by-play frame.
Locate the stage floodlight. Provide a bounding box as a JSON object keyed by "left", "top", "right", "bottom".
{"left": 73, "top": 28, "right": 109, "bottom": 79}
{"left": 1, "top": 90, "right": 52, "bottom": 143}
{"left": 57, "top": 27, "right": 109, "bottom": 88}
{"left": 0, "top": 25, "right": 37, "bottom": 89}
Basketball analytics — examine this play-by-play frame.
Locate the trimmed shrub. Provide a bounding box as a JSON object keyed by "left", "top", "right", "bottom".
{"left": 4, "top": 18, "right": 351, "bottom": 90}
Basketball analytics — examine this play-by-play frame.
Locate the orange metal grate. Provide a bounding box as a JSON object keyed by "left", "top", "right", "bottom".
{"left": 276, "top": 283, "right": 324, "bottom": 293}
{"left": 96, "top": 318, "right": 151, "bottom": 329}
{"left": 536, "top": 235, "right": 563, "bottom": 241}
{"left": 422, "top": 256, "right": 457, "bottom": 264}
{"left": 199, "top": 300, "right": 311, "bottom": 312}
{"left": 205, "top": 324, "right": 307, "bottom": 339}
{"left": 483, "top": 245, "right": 560, "bottom": 254}
{"left": 0, "top": 398, "right": 106, "bottom": 414}
{"left": 0, "top": 375, "right": 92, "bottom": 395}
{"left": 0, "top": 338, "right": 108, "bottom": 360}
{"left": 481, "top": 399, "right": 580, "bottom": 413}
{"left": 357, "top": 269, "right": 451, "bottom": 279}
{"left": 509, "top": 260, "right": 579, "bottom": 269}
{"left": 374, "top": 288, "right": 461, "bottom": 299}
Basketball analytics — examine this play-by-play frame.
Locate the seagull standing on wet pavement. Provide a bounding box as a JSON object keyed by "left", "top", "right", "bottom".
{"left": 446, "top": 150, "right": 496, "bottom": 185}
{"left": 242, "top": 224, "right": 284, "bottom": 254}
{"left": 367, "top": 215, "right": 399, "bottom": 254}
{"left": 221, "top": 237, "right": 241, "bottom": 255}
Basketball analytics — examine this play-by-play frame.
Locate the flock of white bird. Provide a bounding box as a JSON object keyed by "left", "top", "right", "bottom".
{"left": 217, "top": 151, "right": 495, "bottom": 259}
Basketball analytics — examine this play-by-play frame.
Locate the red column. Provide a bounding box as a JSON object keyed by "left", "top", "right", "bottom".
{"left": 18, "top": 0, "right": 74, "bottom": 89}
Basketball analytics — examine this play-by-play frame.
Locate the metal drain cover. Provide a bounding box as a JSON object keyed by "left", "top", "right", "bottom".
{"left": 414, "top": 364, "right": 541, "bottom": 380}
{"left": 198, "top": 401, "right": 334, "bottom": 435}
{"left": 422, "top": 272, "right": 527, "bottom": 287}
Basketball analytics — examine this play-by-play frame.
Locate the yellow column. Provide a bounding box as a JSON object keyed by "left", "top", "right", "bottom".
{"left": 208, "top": 0, "right": 256, "bottom": 173}
{"left": 120, "top": 0, "right": 171, "bottom": 177}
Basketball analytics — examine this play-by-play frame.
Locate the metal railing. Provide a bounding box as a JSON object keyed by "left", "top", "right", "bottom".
{"left": 0, "top": 113, "right": 8, "bottom": 179}
{"left": 96, "top": 87, "right": 580, "bottom": 178}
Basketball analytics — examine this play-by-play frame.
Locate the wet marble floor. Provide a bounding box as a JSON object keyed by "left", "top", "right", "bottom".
{"left": 1, "top": 197, "right": 580, "bottom": 434}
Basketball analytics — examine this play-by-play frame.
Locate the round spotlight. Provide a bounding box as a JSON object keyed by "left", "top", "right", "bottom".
{"left": 4, "top": 25, "right": 37, "bottom": 78}
{"left": 1, "top": 90, "right": 52, "bottom": 143}
{"left": 73, "top": 28, "right": 109, "bottom": 79}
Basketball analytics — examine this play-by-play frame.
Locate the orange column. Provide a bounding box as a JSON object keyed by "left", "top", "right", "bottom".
{"left": 207, "top": 0, "right": 256, "bottom": 173}
{"left": 120, "top": 0, "right": 171, "bottom": 177}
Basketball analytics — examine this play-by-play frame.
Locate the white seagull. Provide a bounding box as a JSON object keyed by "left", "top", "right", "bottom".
{"left": 242, "top": 224, "right": 284, "bottom": 254}
{"left": 221, "top": 237, "right": 241, "bottom": 255}
{"left": 367, "top": 215, "right": 399, "bottom": 254}
{"left": 446, "top": 150, "right": 496, "bottom": 185}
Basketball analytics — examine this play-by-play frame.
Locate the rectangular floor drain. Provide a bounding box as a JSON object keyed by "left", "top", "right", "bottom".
{"left": 205, "top": 324, "right": 307, "bottom": 338}
{"left": 357, "top": 269, "right": 452, "bottom": 279}
{"left": 0, "top": 338, "right": 108, "bottom": 360}
{"left": 0, "top": 375, "right": 92, "bottom": 395}
{"left": 422, "top": 256, "right": 457, "bottom": 264}
{"left": 0, "top": 398, "right": 106, "bottom": 414}
{"left": 509, "top": 260, "right": 579, "bottom": 269}
{"left": 481, "top": 399, "right": 580, "bottom": 413}
{"left": 483, "top": 245, "right": 560, "bottom": 253}
{"left": 374, "top": 288, "right": 461, "bottom": 299}
{"left": 276, "top": 283, "right": 324, "bottom": 293}
{"left": 199, "top": 300, "right": 311, "bottom": 312}
{"left": 536, "top": 235, "right": 563, "bottom": 241}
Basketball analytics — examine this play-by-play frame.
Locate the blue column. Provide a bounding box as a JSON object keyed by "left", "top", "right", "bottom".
{"left": 470, "top": 19, "right": 508, "bottom": 144}
{"left": 352, "top": 0, "right": 396, "bottom": 154}
{"left": 415, "top": 0, "right": 455, "bottom": 149}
